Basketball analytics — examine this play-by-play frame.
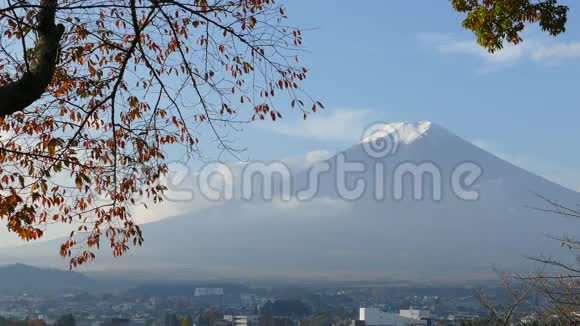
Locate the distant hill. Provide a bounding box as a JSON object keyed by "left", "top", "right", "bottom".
{"left": 0, "top": 263, "right": 95, "bottom": 290}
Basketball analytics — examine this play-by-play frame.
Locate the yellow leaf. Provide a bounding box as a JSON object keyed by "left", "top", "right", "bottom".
{"left": 48, "top": 144, "right": 56, "bottom": 157}
{"left": 75, "top": 176, "right": 82, "bottom": 190}
{"left": 47, "top": 139, "right": 58, "bottom": 157}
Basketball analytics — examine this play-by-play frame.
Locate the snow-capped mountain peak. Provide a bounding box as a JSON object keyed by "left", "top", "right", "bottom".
{"left": 361, "top": 120, "right": 432, "bottom": 145}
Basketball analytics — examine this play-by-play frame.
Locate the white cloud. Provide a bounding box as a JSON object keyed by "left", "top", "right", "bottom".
{"left": 531, "top": 42, "right": 580, "bottom": 62}
{"left": 260, "top": 108, "right": 375, "bottom": 142}
{"left": 304, "top": 150, "right": 334, "bottom": 165}
{"left": 281, "top": 150, "right": 334, "bottom": 171}
{"left": 418, "top": 32, "right": 580, "bottom": 67}
{"left": 132, "top": 149, "right": 338, "bottom": 223}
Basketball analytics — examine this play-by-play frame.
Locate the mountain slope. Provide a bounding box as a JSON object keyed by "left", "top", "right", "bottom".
{"left": 0, "top": 263, "right": 95, "bottom": 290}
{"left": 1, "top": 121, "right": 578, "bottom": 281}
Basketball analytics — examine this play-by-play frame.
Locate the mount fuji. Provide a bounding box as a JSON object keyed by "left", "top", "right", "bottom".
{"left": 1, "top": 121, "right": 579, "bottom": 281}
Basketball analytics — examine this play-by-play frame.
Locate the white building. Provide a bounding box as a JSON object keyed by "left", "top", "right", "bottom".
{"left": 399, "top": 310, "right": 430, "bottom": 321}
{"left": 359, "top": 307, "right": 430, "bottom": 326}
{"left": 224, "top": 315, "right": 259, "bottom": 326}
{"left": 195, "top": 287, "right": 224, "bottom": 296}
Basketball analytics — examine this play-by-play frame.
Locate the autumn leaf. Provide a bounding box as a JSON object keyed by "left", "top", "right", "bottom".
{"left": 75, "top": 175, "right": 83, "bottom": 191}
{"left": 47, "top": 139, "right": 58, "bottom": 157}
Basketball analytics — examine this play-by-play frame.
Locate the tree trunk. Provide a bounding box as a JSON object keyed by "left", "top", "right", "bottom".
{"left": 0, "top": 0, "right": 63, "bottom": 118}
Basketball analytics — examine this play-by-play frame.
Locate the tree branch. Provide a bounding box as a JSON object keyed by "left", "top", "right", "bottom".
{"left": 0, "top": 0, "right": 64, "bottom": 117}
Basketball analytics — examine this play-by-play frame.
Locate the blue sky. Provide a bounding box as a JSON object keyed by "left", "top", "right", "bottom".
{"left": 197, "top": 0, "right": 580, "bottom": 191}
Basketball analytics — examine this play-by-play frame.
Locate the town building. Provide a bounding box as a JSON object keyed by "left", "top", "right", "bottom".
{"left": 358, "top": 307, "right": 430, "bottom": 326}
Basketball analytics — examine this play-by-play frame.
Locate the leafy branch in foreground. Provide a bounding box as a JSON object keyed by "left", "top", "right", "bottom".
{"left": 0, "top": 0, "right": 321, "bottom": 268}
{"left": 451, "top": 0, "right": 568, "bottom": 53}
